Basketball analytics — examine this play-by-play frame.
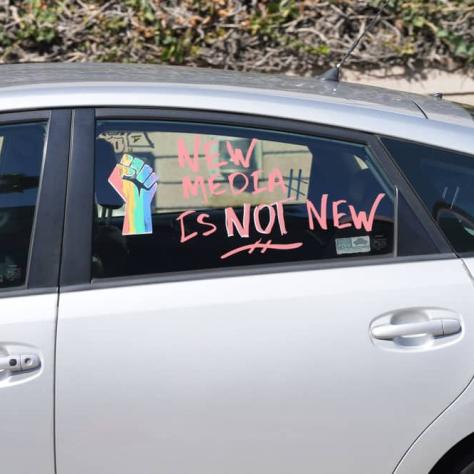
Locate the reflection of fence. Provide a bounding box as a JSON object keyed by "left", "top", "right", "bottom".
{"left": 287, "top": 168, "right": 309, "bottom": 199}
{"left": 151, "top": 176, "right": 310, "bottom": 186}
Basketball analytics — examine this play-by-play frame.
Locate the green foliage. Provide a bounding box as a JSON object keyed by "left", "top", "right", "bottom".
{"left": 249, "top": 0, "right": 299, "bottom": 35}
{"left": 387, "top": 0, "right": 473, "bottom": 64}
{"left": 0, "top": 0, "right": 471, "bottom": 71}
{"left": 16, "top": 0, "right": 61, "bottom": 46}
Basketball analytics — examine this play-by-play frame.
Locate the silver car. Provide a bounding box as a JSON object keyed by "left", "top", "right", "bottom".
{"left": 0, "top": 63, "right": 473, "bottom": 474}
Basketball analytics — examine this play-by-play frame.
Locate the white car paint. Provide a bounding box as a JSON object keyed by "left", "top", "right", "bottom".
{"left": 463, "top": 257, "right": 474, "bottom": 281}
{"left": 395, "top": 258, "right": 474, "bottom": 473}
{"left": 394, "top": 258, "right": 474, "bottom": 474}
{"left": 395, "top": 374, "right": 474, "bottom": 473}
{"left": 0, "top": 294, "right": 57, "bottom": 474}
{"left": 56, "top": 259, "right": 474, "bottom": 474}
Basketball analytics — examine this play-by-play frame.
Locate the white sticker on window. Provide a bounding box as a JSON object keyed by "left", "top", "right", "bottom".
{"left": 335, "top": 236, "right": 371, "bottom": 255}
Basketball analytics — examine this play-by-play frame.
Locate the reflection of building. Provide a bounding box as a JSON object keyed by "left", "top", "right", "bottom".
{"left": 218, "top": 138, "right": 261, "bottom": 193}
{"left": 99, "top": 130, "right": 313, "bottom": 214}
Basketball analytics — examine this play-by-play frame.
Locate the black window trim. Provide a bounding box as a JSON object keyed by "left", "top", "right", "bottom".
{"left": 0, "top": 109, "right": 71, "bottom": 299}
{"left": 60, "top": 107, "right": 455, "bottom": 293}
{"left": 60, "top": 109, "right": 95, "bottom": 287}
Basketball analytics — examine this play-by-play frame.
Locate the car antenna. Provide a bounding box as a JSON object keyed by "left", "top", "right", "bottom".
{"left": 320, "top": 0, "right": 388, "bottom": 82}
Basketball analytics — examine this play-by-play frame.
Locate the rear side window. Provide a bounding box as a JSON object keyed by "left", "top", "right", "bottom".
{"left": 93, "top": 121, "right": 396, "bottom": 279}
{"left": 0, "top": 122, "right": 47, "bottom": 288}
{"left": 382, "top": 137, "right": 474, "bottom": 254}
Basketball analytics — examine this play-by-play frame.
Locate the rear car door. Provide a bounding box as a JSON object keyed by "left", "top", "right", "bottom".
{"left": 0, "top": 110, "right": 70, "bottom": 474}
{"left": 56, "top": 109, "right": 474, "bottom": 474}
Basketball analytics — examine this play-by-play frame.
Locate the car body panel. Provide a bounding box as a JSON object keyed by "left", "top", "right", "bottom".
{"left": 375, "top": 253, "right": 474, "bottom": 473}
{"left": 56, "top": 259, "right": 474, "bottom": 474}
{"left": 0, "top": 293, "right": 57, "bottom": 474}
{"left": 395, "top": 259, "right": 474, "bottom": 474}
{"left": 1, "top": 63, "right": 469, "bottom": 123}
{"left": 463, "top": 257, "right": 474, "bottom": 280}
{"left": 406, "top": 92, "right": 473, "bottom": 125}
{"left": 395, "top": 357, "right": 474, "bottom": 474}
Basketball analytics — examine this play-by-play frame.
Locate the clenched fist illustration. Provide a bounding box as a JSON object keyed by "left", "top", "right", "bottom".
{"left": 108, "top": 154, "right": 158, "bottom": 235}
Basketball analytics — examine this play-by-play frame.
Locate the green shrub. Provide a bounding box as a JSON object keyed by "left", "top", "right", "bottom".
{"left": 0, "top": 0, "right": 471, "bottom": 73}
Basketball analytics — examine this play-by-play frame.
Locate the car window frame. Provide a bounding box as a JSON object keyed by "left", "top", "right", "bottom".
{"left": 379, "top": 134, "right": 474, "bottom": 259}
{"left": 0, "top": 109, "right": 71, "bottom": 298}
{"left": 59, "top": 107, "right": 455, "bottom": 292}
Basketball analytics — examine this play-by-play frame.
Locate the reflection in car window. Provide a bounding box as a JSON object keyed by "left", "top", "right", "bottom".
{"left": 382, "top": 137, "right": 474, "bottom": 254}
{"left": 0, "top": 122, "right": 47, "bottom": 288}
{"left": 93, "top": 121, "right": 395, "bottom": 279}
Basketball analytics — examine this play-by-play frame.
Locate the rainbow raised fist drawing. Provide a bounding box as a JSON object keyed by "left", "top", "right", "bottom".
{"left": 108, "top": 154, "right": 158, "bottom": 235}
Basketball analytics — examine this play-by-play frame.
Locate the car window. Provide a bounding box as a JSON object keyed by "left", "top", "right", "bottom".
{"left": 0, "top": 122, "right": 47, "bottom": 288}
{"left": 93, "top": 121, "right": 396, "bottom": 279}
{"left": 382, "top": 137, "right": 474, "bottom": 254}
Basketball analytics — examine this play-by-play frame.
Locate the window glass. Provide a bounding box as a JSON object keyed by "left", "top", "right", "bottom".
{"left": 382, "top": 137, "right": 474, "bottom": 254}
{"left": 0, "top": 122, "right": 47, "bottom": 288}
{"left": 93, "top": 121, "right": 395, "bottom": 279}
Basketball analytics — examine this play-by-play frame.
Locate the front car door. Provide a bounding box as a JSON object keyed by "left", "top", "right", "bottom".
{"left": 56, "top": 108, "right": 474, "bottom": 474}
{"left": 0, "top": 110, "right": 70, "bottom": 474}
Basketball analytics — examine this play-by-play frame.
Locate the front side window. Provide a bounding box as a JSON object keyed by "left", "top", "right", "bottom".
{"left": 0, "top": 122, "right": 47, "bottom": 288}
{"left": 382, "top": 137, "right": 474, "bottom": 254}
{"left": 93, "top": 121, "right": 395, "bottom": 279}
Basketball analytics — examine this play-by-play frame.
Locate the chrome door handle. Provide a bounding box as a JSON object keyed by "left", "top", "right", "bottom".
{"left": 0, "top": 354, "right": 41, "bottom": 372}
{"left": 371, "top": 319, "right": 461, "bottom": 340}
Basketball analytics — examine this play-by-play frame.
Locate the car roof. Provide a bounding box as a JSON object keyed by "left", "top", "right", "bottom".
{"left": 0, "top": 63, "right": 471, "bottom": 123}
{"left": 0, "top": 63, "right": 472, "bottom": 155}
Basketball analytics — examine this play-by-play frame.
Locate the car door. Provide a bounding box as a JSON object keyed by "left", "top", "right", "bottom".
{"left": 56, "top": 108, "right": 474, "bottom": 474}
{"left": 465, "top": 258, "right": 474, "bottom": 279}
{"left": 0, "top": 110, "right": 70, "bottom": 474}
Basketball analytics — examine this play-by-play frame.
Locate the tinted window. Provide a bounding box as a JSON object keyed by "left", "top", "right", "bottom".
{"left": 382, "top": 137, "right": 474, "bottom": 253}
{"left": 0, "top": 122, "right": 47, "bottom": 288}
{"left": 93, "top": 121, "right": 395, "bottom": 279}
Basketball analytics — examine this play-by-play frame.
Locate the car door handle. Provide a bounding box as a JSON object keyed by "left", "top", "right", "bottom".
{"left": 371, "top": 319, "right": 461, "bottom": 340}
{"left": 0, "top": 354, "right": 41, "bottom": 372}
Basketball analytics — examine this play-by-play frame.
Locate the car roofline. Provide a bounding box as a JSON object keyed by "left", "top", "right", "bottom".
{"left": 1, "top": 63, "right": 472, "bottom": 122}
{"left": 0, "top": 81, "right": 472, "bottom": 155}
